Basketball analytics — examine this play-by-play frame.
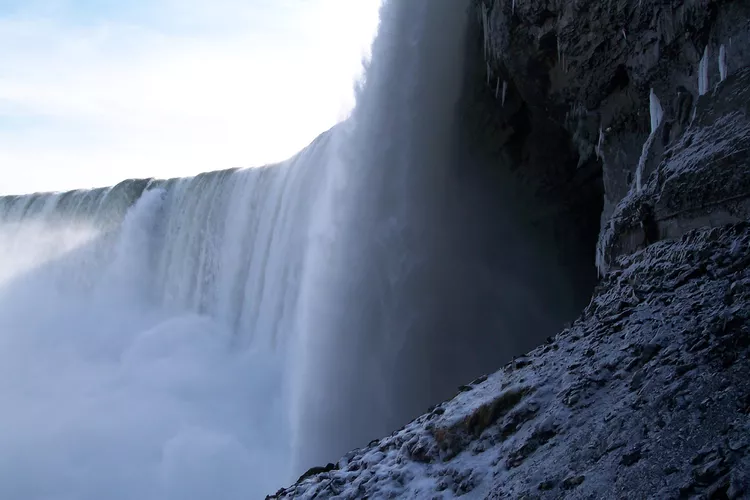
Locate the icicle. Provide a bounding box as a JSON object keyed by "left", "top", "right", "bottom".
{"left": 719, "top": 44, "right": 727, "bottom": 82}
{"left": 635, "top": 134, "right": 655, "bottom": 192}
{"left": 502, "top": 81, "right": 508, "bottom": 107}
{"left": 512, "top": 0, "right": 516, "bottom": 16}
{"left": 495, "top": 78, "right": 500, "bottom": 99}
{"left": 595, "top": 242, "right": 605, "bottom": 278}
{"left": 622, "top": 29, "right": 627, "bottom": 41}
{"left": 698, "top": 45, "right": 709, "bottom": 96}
{"left": 482, "top": 4, "right": 489, "bottom": 59}
{"left": 486, "top": 62, "right": 491, "bottom": 85}
{"left": 634, "top": 89, "right": 663, "bottom": 192}
{"left": 595, "top": 127, "right": 604, "bottom": 160}
{"left": 649, "top": 88, "right": 664, "bottom": 134}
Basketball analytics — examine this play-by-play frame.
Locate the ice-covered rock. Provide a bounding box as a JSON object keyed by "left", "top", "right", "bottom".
{"left": 270, "top": 223, "right": 750, "bottom": 499}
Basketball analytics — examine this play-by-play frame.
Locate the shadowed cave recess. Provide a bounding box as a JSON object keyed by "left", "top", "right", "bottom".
{"left": 0, "top": 0, "right": 604, "bottom": 493}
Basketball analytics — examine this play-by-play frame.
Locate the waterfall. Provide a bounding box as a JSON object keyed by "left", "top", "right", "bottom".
{"left": 290, "top": 0, "right": 574, "bottom": 469}
{"left": 0, "top": 0, "right": 581, "bottom": 496}
{"left": 291, "top": 0, "right": 473, "bottom": 468}
{"left": 0, "top": 133, "right": 329, "bottom": 498}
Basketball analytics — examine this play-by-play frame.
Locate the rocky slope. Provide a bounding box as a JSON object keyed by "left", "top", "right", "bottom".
{"left": 270, "top": 222, "right": 750, "bottom": 499}
{"left": 269, "top": 1, "right": 750, "bottom": 497}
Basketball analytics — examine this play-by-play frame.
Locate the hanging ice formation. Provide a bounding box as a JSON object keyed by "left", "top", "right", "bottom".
{"left": 482, "top": 2, "right": 493, "bottom": 89}
{"left": 649, "top": 87, "right": 664, "bottom": 134}
{"left": 595, "top": 127, "right": 604, "bottom": 160}
{"left": 699, "top": 45, "right": 709, "bottom": 95}
{"left": 634, "top": 88, "right": 663, "bottom": 192}
{"left": 481, "top": 3, "right": 490, "bottom": 59}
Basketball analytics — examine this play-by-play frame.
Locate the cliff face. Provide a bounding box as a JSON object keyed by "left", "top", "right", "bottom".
{"left": 472, "top": 0, "right": 750, "bottom": 273}
{"left": 270, "top": 1, "right": 750, "bottom": 497}
{"left": 598, "top": 67, "right": 750, "bottom": 275}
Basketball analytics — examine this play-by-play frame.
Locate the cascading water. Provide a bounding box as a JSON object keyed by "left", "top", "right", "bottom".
{"left": 290, "top": 0, "right": 476, "bottom": 468}
{"left": 291, "top": 0, "right": 577, "bottom": 469}
{"left": 0, "top": 0, "right": 582, "bottom": 497}
{"left": 0, "top": 133, "right": 329, "bottom": 498}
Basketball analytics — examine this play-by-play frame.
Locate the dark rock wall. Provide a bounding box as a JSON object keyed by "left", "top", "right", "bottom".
{"left": 457, "top": 2, "right": 604, "bottom": 312}
{"left": 471, "top": 0, "right": 750, "bottom": 273}
{"left": 599, "top": 67, "right": 750, "bottom": 273}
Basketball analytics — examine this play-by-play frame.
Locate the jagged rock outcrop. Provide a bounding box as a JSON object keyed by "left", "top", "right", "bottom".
{"left": 473, "top": 0, "right": 750, "bottom": 271}
{"left": 269, "top": 222, "right": 750, "bottom": 499}
{"left": 598, "top": 67, "right": 750, "bottom": 274}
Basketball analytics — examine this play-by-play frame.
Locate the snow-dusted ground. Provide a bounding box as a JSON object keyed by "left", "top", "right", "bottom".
{"left": 270, "top": 223, "right": 750, "bottom": 499}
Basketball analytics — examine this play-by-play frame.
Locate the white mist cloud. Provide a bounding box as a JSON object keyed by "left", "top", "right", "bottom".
{"left": 0, "top": 192, "right": 291, "bottom": 498}
{"left": 0, "top": 0, "right": 381, "bottom": 194}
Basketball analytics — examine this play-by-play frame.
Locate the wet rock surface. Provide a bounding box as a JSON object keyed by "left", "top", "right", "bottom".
{"left": 269, "top": 223, "right": 750, "bottom": 498}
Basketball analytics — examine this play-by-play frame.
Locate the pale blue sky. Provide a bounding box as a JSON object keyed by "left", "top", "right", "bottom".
{"left": 0, "top": 0, "right": 381, "bottom": 194}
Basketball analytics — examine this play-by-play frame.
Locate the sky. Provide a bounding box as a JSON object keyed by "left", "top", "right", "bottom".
{"left": 0, "top": 0, "right": 382, "bottom": 195}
